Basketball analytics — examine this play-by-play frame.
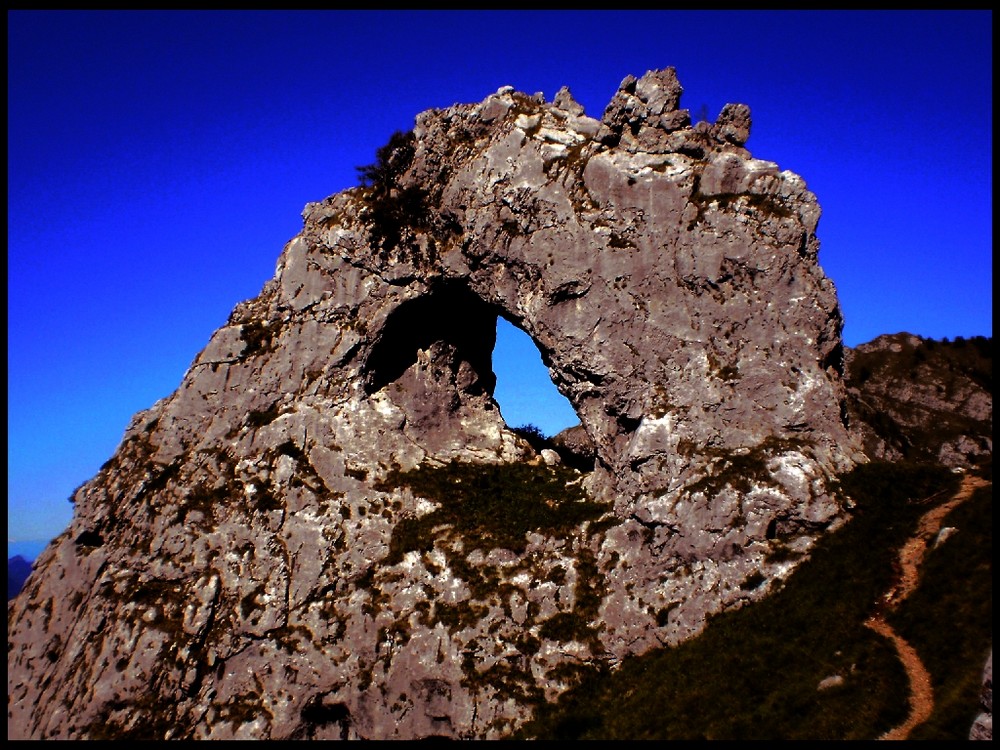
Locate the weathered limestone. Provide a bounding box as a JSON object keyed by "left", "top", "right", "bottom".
{"left": 971, "top": 651, "right": 993, "bottom": 741}
{"left": 8, "top": 68, "right": 862, "bottom": 739}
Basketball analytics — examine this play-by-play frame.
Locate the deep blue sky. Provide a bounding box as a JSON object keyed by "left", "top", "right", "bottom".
{"left": 8, "top": 10, "right": 992, "bottom": 554}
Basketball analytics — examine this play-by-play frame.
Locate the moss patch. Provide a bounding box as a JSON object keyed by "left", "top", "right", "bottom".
{"left": 685, "top": 436, "right": 807, "bottom": 497}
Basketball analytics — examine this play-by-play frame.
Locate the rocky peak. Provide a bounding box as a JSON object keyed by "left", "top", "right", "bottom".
{"left": 8, "top": 69, "right": 862, "bottom": 740}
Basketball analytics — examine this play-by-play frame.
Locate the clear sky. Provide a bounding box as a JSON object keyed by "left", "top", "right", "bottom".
{"left": 8, "top": 10, "right": 992, "bottom": 556}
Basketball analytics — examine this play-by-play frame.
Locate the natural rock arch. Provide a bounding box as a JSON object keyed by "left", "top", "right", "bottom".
{"left": 8, "top": 68, "right": 863, "bottom": 740}
{"left": 362, "top": 280, "right": 583, "bottom": 462}
{"left": 293, "top": 68, "right": 857, "bottom": 496}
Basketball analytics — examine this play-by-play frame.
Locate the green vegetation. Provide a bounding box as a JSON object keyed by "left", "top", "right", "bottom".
{"left": 511, "top": 423, "right": 595, "bottom": 473}
{"left": 516, "top": 461, "right": 970, "bottom": 740}
{"left": 511, "top": 423, "right": 548, "bottom": 452}
{"left": 356, "top": 130, "right": 416, "bottom": 190}
{"left": 238, "top": 320, "right": 275, "bottom": 359}
{"left": 367, "top": 459, "right": 612, "bottom": 707}
{"left": 849, "top": 335, "right": 991, "bottom": 395}
{"left": 535, "top": 547, "right": 605, "bottom": 652}
{"left": 354, "top": 129, "right": 434, "bottom": 251}
{"left": 377, "top": 461, "right": 608, "bottom": 562}
{"left": 85, "top": 696, "right": 183, "bottom": 740}
{"left": 246, "top": 404, "right": 280, "bottom": 428}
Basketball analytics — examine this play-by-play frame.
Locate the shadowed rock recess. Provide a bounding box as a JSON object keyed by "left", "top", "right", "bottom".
{"left": 8, "top": 69, "right": 865, "bottom": 740}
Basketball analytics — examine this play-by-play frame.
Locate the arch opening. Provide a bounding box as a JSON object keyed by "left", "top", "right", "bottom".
{"left": 492, "top": 317, "right": 578, "bottom": 440}
{"left": 362, "top": 282, "right": 497, "bottom": 397}
{"left": 362, "top": 284, "right": 581, "bottom": 442}
{"left": 360, "top": 283, "right": 592, "bottom": 469}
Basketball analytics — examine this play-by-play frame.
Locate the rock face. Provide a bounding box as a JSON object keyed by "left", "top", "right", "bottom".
{"left": 7, "top": 68, "right": 861, "bottom": 740}
{"left": 844, "top": 333, "right": 992, "bottom": 468}
{"left": 971, "top": 651, "right": 993, "bottom": 741}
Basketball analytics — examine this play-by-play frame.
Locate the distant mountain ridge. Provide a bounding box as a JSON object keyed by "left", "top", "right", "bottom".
{"left": 8, "top": 555, "right": 32, "bottom": 601}
{"left": 844, "top": 333, "right": 991, "bottom": 468}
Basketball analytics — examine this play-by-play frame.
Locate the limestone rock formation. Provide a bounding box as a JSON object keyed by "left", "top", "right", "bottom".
{"left": 971, "top": 651, "right": 993, "bottom": 741}
{"left": 8, "top": 68, "right": 862, "bottom": 740}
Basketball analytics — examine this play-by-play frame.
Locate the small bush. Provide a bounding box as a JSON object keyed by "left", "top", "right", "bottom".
{"left": 239, "top": 320, "right": 274, "bottom": 359}
{"left": 356, "top": 130, "right": 415, "bottom": 190}
{"left": 354, "top": 130, "right": 433, "bottom": 250}
{"left": 512, "top": 423, "right": 549, "bottom": 452}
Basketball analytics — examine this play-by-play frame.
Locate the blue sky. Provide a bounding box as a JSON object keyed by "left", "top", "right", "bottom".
{"left": 8, "top": 10, "right": 992, "bottom": 555}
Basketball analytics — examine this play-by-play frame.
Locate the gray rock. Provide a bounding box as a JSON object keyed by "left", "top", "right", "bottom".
{"left": 817, "top": 674, "right": 844, "bottom": 691}
{"left": 971, "top": 651, "right": 992, "bottom": 740}
{"left": 933, "top": 526, "right": 958, "bottom": 548}
{"left": 551, "top": 423, "right": 596, "bottom": 471}
{"left": 712, "top": 102, "right": 752, "bottom": 146}
{"left": 540, "top": 448, "right": 561, "bottom": 466}
{"left": 7, "top": 68, "right": 862, "bottom": 740}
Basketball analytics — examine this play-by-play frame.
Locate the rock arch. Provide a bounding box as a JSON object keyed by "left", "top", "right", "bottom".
{"left": 8, "top": 69, "right": 863, "bottom": 740}
{"left": 294, "top": 68, "right": 857, "bottom": 496}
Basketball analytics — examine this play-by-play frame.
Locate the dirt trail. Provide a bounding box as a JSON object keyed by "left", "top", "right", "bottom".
{"left": 865, "top": 474, "right": 989, "bottom": 741}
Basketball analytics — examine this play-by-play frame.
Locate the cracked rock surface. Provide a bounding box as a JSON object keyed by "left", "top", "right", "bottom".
{"left": 8, "top": 68, "right": 862, "bottom": 739}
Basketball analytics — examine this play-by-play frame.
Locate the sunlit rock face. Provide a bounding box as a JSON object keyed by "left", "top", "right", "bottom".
{"left": 7, "top": 68, "right": 861, "bottom": 740}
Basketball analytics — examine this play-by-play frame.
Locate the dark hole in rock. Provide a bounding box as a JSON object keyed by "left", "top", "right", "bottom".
{"left": 362, "top": 281, "right": 497, "bottom": 397}
{"left": 362, "top": 282, "right": 582, "bottom": 447}
{"left": 765, "top": 519, "right": 778, "bottom": 540}
{"left": 300, "top": 697, "right": 350, "bottom": 725}
{"left": 75, "top": 530, "right": 104, "bottom": 548}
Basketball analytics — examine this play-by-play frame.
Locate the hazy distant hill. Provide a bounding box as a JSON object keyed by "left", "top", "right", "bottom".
{"left": 8, "top": 555, "right": 32, "bottom": 601}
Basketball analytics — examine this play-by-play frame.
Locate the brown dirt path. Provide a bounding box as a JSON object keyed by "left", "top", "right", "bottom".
{"left": 865, "top": 474, "right": 989, "bottom": 741}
